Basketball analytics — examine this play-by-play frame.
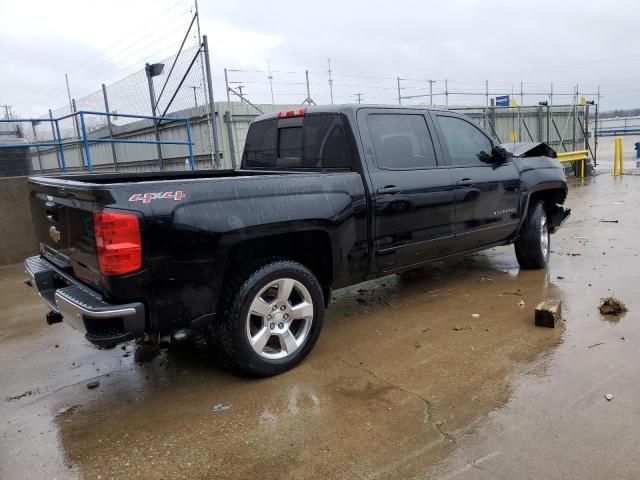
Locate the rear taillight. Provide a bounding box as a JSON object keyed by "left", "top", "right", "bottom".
{"left": 93, "top": 209, "right": 142, "bottom": 276}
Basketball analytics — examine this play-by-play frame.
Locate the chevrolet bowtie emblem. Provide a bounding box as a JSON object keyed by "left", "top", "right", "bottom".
{"left": 49, "top": 226, "right": 61, "bottom": 242}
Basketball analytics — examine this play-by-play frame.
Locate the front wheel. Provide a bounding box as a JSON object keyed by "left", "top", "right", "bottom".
{"left": 514, "top": 200, "right": 550, "bottom": 269}
{"left": 217, "top": 259, "right": 325, "bottom": 377}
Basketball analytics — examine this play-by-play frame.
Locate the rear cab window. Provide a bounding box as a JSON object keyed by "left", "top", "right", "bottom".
{"left": 242, "top": 113, "right": 352, "bottom": 170}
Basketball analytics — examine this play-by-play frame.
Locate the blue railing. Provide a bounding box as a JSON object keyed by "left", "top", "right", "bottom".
{"left": 0, "top": 110, "right": 196, "bottom": 172}
{"left": 595, "top": 127, "right": 640, "bottom": 137}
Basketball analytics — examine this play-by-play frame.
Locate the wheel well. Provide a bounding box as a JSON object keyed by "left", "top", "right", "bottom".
{"left": 529, "top": 188, "right": 567, "bottom": 207}
{"left": 222, "top": 230, "right": 333, "bottom": 292}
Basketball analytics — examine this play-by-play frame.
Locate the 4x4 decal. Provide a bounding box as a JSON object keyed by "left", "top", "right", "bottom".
{"left": 128, "top": 191, "right": 186, "bottom": 203}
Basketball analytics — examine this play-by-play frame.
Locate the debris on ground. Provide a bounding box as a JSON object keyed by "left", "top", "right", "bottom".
{"left": 587, "top": 342, "right": 604, "bottom": 349}
{"left": 453, "top": 325, "right": 472, "bottom": 331}
{"left": 534, "top": 299, "right": 562, "bottom": 328}
{"left": 481, "top": 276, "right": 492, "bottom": 282}
{"left": 599, "top": 297, "right": 627, "bottom": 315}
{"left": 502, "top": 290, "right": 523, "bottom": 296}
{"left": 414, "top": 341, "right": 422, "bottom": 348}
{"left": 557, "top": 276, "right": 565, "bottom": 280}
{"left": 600, "top": 219, "right": 619, "bottom": 224}
{"left": 5, "top": 390, "right": 34, "bottom": 402}
{"left": 604, "top": 393, "right": 614, "bottom": 401}
{"left": 471, "top": 313, "right": 480, "bottom": 318}
{"left": 87, "top": 380, "right": 100, "bottom": 390}
{"left": 518, "top": 300, "right": 526, "bottom": 308}
{"left": 56, "top": 404, "right": 79, "bottom": 416}
{"left": 211, "top": 403, "right": 231, "bottom": 412}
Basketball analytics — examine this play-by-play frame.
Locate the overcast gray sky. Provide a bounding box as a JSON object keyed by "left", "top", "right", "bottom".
{"left": 1, "top": 0, "right": 638, "bottom": 117}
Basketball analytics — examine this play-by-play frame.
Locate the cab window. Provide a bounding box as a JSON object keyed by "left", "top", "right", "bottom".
{"left": 436, "top": 115, "right": 493, "bottom": 166}
{"left": 367, "top": 114, "right": 438, "bottom": 170}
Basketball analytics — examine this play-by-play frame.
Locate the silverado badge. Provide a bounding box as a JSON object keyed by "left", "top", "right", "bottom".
{"left": 49, "top": 226, "right": 61, "bottom": 242}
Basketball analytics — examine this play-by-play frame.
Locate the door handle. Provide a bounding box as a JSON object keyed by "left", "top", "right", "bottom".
{"left": 456, "top": 179, "right": 474, "bottom": 186}
{"left": 377, "top": 186, "right": 401, "bottom": 194}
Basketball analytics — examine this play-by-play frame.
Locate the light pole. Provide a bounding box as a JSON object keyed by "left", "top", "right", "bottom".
{"left": 145, "top": 62, "right": 165, "bottom": 170}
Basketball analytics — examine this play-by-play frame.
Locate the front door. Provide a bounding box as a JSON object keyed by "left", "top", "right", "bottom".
{"left": 432, "top": 113, "right": 521, "bottom": 252}
{"left": 357, "top": 109, "right": 456, "bottom": 272}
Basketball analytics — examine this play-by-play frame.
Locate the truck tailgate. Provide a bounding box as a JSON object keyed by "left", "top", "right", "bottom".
{"left": 29, "top": 184, "right": 101, "bottom": 288}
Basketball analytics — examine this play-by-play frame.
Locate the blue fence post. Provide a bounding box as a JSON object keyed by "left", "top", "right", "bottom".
{"left": 185, "top": 119, "right": 195, "bottom": 170}
{"left": 54, "top": 119, "right": 67, "bottom": 172}
{"left": 78, "top": 112, "right": 93, "bottom": 171}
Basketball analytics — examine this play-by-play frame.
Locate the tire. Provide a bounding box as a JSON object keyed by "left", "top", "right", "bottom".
{"left": 216, "top": 259, "right": 325, "bottom": 377}
{"left": 515, "top": 200, "right": 550, "bottom": 269}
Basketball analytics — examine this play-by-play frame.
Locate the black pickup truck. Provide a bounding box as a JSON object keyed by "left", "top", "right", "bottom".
{"left": 25, "top": 105, "right": 570, "bottom": 376}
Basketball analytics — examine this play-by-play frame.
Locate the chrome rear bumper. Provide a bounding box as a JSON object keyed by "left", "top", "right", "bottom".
{"left": 24, "top": 256, "right": 145, "bottom": 346}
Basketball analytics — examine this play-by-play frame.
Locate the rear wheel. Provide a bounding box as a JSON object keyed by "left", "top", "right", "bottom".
{"left": 515, "top": 200, "right": 550, "bottom": 269}
{"left": 217, "top": 259, "right": 325, "bottom": 377}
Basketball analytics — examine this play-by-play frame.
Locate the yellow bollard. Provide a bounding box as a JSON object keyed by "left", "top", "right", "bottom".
{"left": 614, "top": 137, "right": 619, "bottom": 176}
{"left": 620, "top": 138, "right": 625, "bottom": 174}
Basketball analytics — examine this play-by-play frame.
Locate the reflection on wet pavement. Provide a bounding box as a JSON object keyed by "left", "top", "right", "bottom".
{"left": 2, "top": 174, "right": 640, "bottom": 479}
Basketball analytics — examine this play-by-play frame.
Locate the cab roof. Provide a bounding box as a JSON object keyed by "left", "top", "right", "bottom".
{"left": 253, "top": 104, "right": 451, "bottom": 122}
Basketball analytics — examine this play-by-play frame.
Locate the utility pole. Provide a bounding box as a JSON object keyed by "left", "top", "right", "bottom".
{"left": 355, "top": 93, "right": 363, "bottom": 104}
{"left": 428, "top": 80, "right": 436, "bottom": 106}
{"left": 1, "top": 105, "right": 12, "bottom": 119}
{"left": 268, "top": 61, "right": 275, "bottom": 104}
{"left": 397, "top": 77, "right": 402, "bottom": 105}
{"left": 327, "top": 59, "right": 334, "bottom": 104}
{"left": 445, "top": 78, "right": 449, "bottom": 107}
{"left": 302, "top": 70, "right": 316, "bottom": 105}
{"left": 485, "top": 80, "right": 489, "bottom": 107}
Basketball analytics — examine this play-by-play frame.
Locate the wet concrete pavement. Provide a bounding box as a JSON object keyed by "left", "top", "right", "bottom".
{"left": 2, "top": 173, "right": 640, "bottom": 479}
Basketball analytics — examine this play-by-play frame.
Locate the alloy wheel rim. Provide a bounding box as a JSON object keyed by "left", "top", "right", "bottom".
{"left": 245, "top": 278, "right": 314, "bottom": 360}
{"left": 541, "top": 213, "right": 549, "bottom": 258}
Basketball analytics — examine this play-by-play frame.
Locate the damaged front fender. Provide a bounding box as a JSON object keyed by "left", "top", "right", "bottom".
{"left": 547, "top": 203, "right": 571, "bottom": 233}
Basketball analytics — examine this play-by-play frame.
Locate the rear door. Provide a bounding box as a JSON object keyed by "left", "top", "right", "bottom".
{"left": 357, "top": 108, "right": 455, "bottom": 272}
{"left": 431, "top": 113, "right": 520, "bottom": 252}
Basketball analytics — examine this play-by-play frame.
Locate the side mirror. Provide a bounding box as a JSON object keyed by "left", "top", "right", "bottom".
{"left": 490, "top": 145, "right": 512, "bottom": 163}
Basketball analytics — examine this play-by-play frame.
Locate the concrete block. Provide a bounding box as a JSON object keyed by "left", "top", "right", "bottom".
{"left": 535, "top": 299, "right": 562, "bottom": 328}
